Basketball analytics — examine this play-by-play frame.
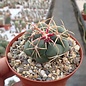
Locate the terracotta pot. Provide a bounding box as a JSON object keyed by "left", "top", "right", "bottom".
{"left": 0, "top": 25, "right": 4, "bottom": 27}
{"left": 5, "top": 32, "right": 83, "bottom": 86}
{"left": 4, "top": 24, "right": 11, "bottom": 30}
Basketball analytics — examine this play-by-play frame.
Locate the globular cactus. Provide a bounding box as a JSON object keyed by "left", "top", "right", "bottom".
{"left": 0, "top": 2, "right": 4, "bottom": 8}
{"left": 14, "top": 20, "right": 21, "bottom": 32}
{"left": 0, "top": 11, "right": 4, "bottom": 25}
{"left": 23, "top": 19, "right": 70, "bottom": 63}
{"left": 83, "top": 3, "right": 86, "bottom": 14}
{"left": 0, "top": 39, "right": 9, "bottom": 56}
{"left": 21, "top": 20, "right": 26, "bottom": 29}
{"left": 5, "top": 10, "right": 11, "bottom": 25}
{"left": 14, "top": 20, "right": 20, "bottom": 28}
{"left": 0, "top": 46, "right": 5, "bottom": 56}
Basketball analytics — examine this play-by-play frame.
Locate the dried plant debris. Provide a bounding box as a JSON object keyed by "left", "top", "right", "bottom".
{"left": 8, "top": 19, "right": 81, "bottom": 81}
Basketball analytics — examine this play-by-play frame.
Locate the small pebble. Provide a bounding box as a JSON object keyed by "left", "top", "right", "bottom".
{"left": 23, "top": 60, "right": 28, "bottom": 64}
{"left": 7, "top": 52, "right": 12, "bottom": 59}
{"left": 36, "top": 63, "right": 42, "bottom": 68}
{"left": 20, "top": 40, "right": 25, "bottom": 45}
{"left": 26, "top": 71, "right": 30, "bottom": 75}
{"left": 19, "top": 51, "right": 26, "bottom": 57}
{"left": 40, "top": 70, "right": 47, "bottom": 77}
{"left": 74, "top": 45, "right": 80, "bottom": 51}
{"left": 44, "top": 63, "right": 51, "bottom": 68}
{"left": 48, "top": 74, "right": 52, "bottom": 77}
{"left": 46, "top": 77, "right": 52, "bottom": 81}
{"left": 63, "top": 65, "right": 69, "bottom": 71}
{"left": 43, "top": 74, "right": 47, "bottom": 77}
{"left": 42, "top": 77, "right": 47, "bottom": 81}
{"left": 52, "top": 76, "right": 55, "bottom": 80}
{"left": 60, "top": 72, "right": 64, "bottom": 78}
{"left": 29, "top": 70, "right": 35, "bottom": 74}
{"left": 52, "top": 70, "right": 55, "bottom": 73}
{"left": 28, "top": 59, "right": 32, "bottom": 63}
{"left": 36, "top": 77, "right": 42, "bottom": 81}
{"left": 15, "top": 60, "right": 21, "bottom": 64}
{"left": 17, "top": 67, "right": 24, "bottom": 73}
{"left": 33, "top": 74, "right": 38, "bottom": 78}
{"left": 62, "top": 57, "right": 68, "bottom": 63}
{"left": 14, "top": 63, "right": 20, "bottom": 67}
{"left": 68, "top": 40, "right": 73, "bottom": 46}
{"left": 45, "top": 70, "right": 50, "bottom": 75}
{"left": 56, "top": 69, "right": 60, "bottom": 75}
{"left": 29, "top": 74, "right": 33, "bottom": 79}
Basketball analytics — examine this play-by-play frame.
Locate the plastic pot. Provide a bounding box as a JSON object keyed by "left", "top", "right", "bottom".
{"left": 5, "top": 32, "right": 83, "bottom": 86}
{"left": 82, "top": 12, "right": 86, "bottom": 20}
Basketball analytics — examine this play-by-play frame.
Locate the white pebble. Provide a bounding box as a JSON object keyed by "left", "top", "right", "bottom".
{"left": 20, "top": 40, "right": 25, "bottom": 45}
{"left": 29, "top": 70, "right": 33, "bottom": 74}
{"left": 7, "top": 52, "right": 12, "bottom": 59}
{"left": 48, "top": 74, "right": 52, "bottom": 77}
{"left": 40, "top": 70, "right": 47, "bottom": 77}
{"left": 43, "top": 74, "right": 47, "bottom": 77}
{"left": 19, "top": 51, "right": 25, "bottom": 56}
{"left": 52, "top": 76, "right": 55, "bottom": 80}
{"left": 44, "top": 63, "right": 51, "bottom": 68}
{"left": 74, "top": 45, "right": 80, "bottom": 51}
{"left": 28, "top": 59, "right": 32, "bottom": 63}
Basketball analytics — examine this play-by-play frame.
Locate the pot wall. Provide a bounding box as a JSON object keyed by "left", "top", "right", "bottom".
{"left": 20, "top": 78, "right": 66, "bottom": 86}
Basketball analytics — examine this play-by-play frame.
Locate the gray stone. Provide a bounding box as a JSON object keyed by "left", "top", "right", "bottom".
{"left": 46, "top": 77, "right": 53, "bottom": 81}
{"left": 17, "top": 67, "right": 24, "bottom": 73}
{"left": 36, "top": 77, "right": 42, "bottom": 81}
{"left": 36, "top": 63, "right": 42, "bottom": 68}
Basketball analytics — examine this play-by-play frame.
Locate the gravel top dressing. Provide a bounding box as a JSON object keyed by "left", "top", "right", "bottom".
{"left": 7, "top": 19, "right": 81, "bottom": 81}
{"left": 8, "top": 35, "right": 80, "bottom": 81}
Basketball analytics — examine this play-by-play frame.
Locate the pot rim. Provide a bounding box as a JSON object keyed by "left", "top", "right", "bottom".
{"left": 5, "top": 31, "right": 83, "bottom": 83}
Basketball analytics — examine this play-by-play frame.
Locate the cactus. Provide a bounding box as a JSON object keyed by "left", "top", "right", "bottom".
{"left": 23, "top": 19, "right": 71, "bottom": 63}
{"left": 0, "top": 11, "right": 4, "bottom": 25}
{"left": 21, "top": 20, "right": 26, "bottom": 29}
{"left": 5, "top": 10, "right": 11, "bottom": 25}
{"left": 0, "top": 46, "right": 5, "bottom": 56}
{"left": 0, "top": 39, "right": 9, "bottom": 48}
{"left": 0, "top": 39, "right": 9, "bottom": 56}
{"left": 83, "top": 3, "right": 86, "bottom": 14}
{"left": 0, "top": 2, "right": 4, "bottom": 8}
{"left": 14, "top": 20, "right": 20, "bottom": 28}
